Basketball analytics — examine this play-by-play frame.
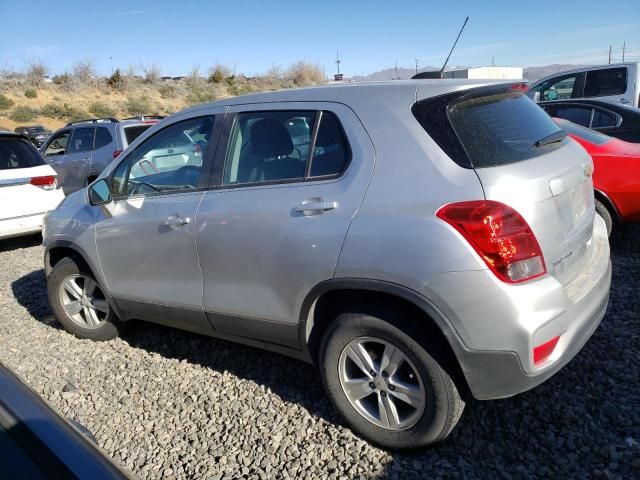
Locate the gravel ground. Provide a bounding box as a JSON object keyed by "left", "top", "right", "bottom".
{"left": 0, "top": 225, "right": 638, "bottom": 480}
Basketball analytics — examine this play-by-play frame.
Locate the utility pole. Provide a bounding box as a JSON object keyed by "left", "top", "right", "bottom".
{"left": 109, "top": 56, "right": 113, "bottom": 74}
{"left": 415, "top": 58, "right": 419, "bottom": 75}
{"left": 608, "top": 46, "right": 612, "bottom": 65}
{"left": 335, "top": 51, "right": 341, "bottom": 76}
{"left": 622, "top": 41, "right": 626, "bottom": 62}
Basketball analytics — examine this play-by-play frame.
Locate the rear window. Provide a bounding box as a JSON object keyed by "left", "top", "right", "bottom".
{"left": 0, "top": 138, "right": 45, "bottom": 170}
{"left": 447, "top": 92, "right": 565, "bottom": 167}
{"left": 124, "top": 125, "right": 153, "bottom": 145}
{"left": 555, "top": 119, "right": 611, "bottom": 146}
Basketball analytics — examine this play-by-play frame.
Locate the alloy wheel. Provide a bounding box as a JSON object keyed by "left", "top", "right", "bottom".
{"left": 58, "top": 274, "right": 109, "bottom": 329}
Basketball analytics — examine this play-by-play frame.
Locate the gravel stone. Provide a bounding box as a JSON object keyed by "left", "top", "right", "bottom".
{"left": 0, "top": 225, "right": 638, "bottom": 479}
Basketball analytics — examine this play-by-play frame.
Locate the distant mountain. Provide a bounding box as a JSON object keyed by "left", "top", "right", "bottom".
{"left": 349, "top": 64, "right": 593, "bottom": 82}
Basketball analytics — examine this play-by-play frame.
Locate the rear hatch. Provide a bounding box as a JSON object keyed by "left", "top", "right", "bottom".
{"left": 415, "top": 86, "right": 596, "bottom": 287}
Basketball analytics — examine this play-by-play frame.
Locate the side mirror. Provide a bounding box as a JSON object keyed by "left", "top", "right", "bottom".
{"left": 88, "top": 179, "right": 112, "bottom": 206}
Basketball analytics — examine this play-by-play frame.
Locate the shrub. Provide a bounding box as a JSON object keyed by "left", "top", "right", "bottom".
{"left": 0, "top": 94, "right": 14, "bottom": 110}
{"left": 124, "top": 95, "right": 152, "bottom": 116}
{"left": 9, "top": 106, "right": 37, "bottom": 122}
{"left": 26, "top": 58, "right": 48, "bottom": 87}
{"left": 52, "top": 73, "right": 72, "bottom": 85}
{"left": 185, "top": 86, "right": 216, "bottom": 105}
{"left": 40, "top": 102, "right": 88, "bottom": 120}
{"left": 89, "top": 102, "right": 116, "bottom": 117}
{"left": 24, "top": 89, "right": 37, "bottom": 99}
{"left": 141, "top": 63, "right": 160, "bottom": 84}
{"left": 107, "top": 69, "right": 124, "bottom": 89}
{"left": 72, "top": 59, "right": 96, "bottom": 84}
{"left": 158, "top": 83, "right": 176, "bottom": 99}
{"left": 208, "top": 64, "right": 231, "bottom": 84}
{"left": 286, "top": 61, "right": 325, "bottom": 86}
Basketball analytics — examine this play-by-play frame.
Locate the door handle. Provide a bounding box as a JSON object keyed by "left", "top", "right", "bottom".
{"left": 294, "top": 200, "right": 338, "bottom": 215}
{"left": 163, "top": 215, "right": 191, "bottom": 227}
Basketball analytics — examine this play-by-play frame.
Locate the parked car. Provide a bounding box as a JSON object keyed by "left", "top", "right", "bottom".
{"left": 0, "top": 362, "right": 128, "bottom": 479}
{"left": 555, "top": 118, "right": 640, "bottom": 234}
{"left": 14, "top": 124, "right": 52, "bottom": 147}
{"left": 527, "top": 63, "right": 640, "bottom": 107}
{"left": 540, "top": 99, "right": 640, "bottom": 143}
{"left": 0, "top": 132, "right": 64, "bottom": 240}
{"left": 43, "top": 81, "right": 611, "bottom": 449}
{"left": 41, "top": 117, "right": 160, "bottom": 195}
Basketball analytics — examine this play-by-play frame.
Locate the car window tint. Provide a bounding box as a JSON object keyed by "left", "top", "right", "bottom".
{"left": 310, "top": 111, "right": 350, "bottom": 177}
{"left": 111, "top": 116, "right": 214, "bottom": 197}
{"left": 584, "top": 68, "right": 627, "bottom": 97}
{"left": 591, "top": 109, "right": 617, "bottom": 128}
{"left": 555, "top": 106, "right": 593, "bottom": 127}
{"left": 94, "top": 127, "right": 113, "bottom": 149}
{"left": 44, "top": 131, "right": 70, "bottom": 156}
{"left": 223, "top": 111, "right": 315, "bottom": 186}
{"left": 0, "top": 138, "right": 45, "bottom": 170}
{"left": 68, "top": 127, "right": 95, "bottom": 154}
{"left": 124, "top": 124, "right": 153, "bottom": 145}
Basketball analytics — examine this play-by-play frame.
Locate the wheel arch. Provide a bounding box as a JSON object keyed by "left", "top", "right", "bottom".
{"left": 299, "top": 279, "right": 472, "bottom": 398}
{"left": 594, "top": 188, "right": 620, "bottom": 223}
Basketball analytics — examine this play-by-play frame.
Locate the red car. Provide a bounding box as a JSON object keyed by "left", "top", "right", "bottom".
{"left": 555, "top": 118, "right": 640, "bottom": 234}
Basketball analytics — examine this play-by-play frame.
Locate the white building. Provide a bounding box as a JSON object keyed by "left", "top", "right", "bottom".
{"left": 443, "top": 67, "right": 523, "bottom": 80}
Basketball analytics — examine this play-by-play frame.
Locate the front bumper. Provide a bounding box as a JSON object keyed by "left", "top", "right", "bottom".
{"left": 428, "top": 214, "right": 612, "bottom": 400}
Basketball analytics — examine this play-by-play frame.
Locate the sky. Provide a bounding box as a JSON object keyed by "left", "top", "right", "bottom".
{"left": 1, "top": 0, "right": 639, "bottom": 77}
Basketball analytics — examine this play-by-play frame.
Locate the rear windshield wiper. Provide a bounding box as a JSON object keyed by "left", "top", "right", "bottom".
{"left": 534, "top": 130, "right": 567, "bottom": 148}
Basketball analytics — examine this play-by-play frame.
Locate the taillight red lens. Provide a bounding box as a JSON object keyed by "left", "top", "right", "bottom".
{"left": 533, "top": 335, "right": 560, "bottom": 365}
{"left": 112, "top": 150, "right": 123, "bottom": 158}
{"left": 30, "top": 175, "right": 56, "bottom": 190}
{"left": 436, "top": 200, "right": 546, "bottom": 283}
{"left": 510, "top": 82, "right": 529, "bottom": 92}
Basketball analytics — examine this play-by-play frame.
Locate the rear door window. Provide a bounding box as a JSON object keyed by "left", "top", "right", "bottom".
{"left": 555, "top": 106, "right": 593, "bottom": 127}
{"left": 445, "top": 92, "right": 566, "bottom": 167}
{"left": 68, "top": 127, "right": 95, "bottom": 154}
{"left": 124, "top": 125, "right": 153, "bottom": 145}
{"left": 584, "top": 67, "right": 627, "bottom": 97}
{"left": 0, "top": 138, "right": 45, "bottom": 169}
{"left": 94, "top": 127, "right": 113, "bottom": 149}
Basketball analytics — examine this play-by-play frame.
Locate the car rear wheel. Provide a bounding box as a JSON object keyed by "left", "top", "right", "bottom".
{"left": 48, "top": 257, "right": 122, "bottom": 341}
{"left": 319, "top": 309, "right": 464, "bottom": 449}
{"left": 595, "top": 199, "right": 613, "bottom": 237}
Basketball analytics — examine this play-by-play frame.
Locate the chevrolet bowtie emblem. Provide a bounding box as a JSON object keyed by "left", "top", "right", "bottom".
{"left": 583, "top": 163, "right": 594, "bottom": 177}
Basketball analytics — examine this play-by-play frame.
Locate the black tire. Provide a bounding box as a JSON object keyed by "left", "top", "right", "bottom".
{"left": 595, "top": 199, "right": 613, "bottom": 237}
{"left": 47, "top": 256, "right": 122, "bottom": 341}
{"left": 319, "top": 307, "right": 464, "bottom": 450}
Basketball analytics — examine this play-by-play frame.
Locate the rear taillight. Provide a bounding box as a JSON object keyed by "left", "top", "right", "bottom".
{"left": 533, "top": 335, "right": 560, "bottom": 365}
{"left": 112, "top": 150, "right": 123, "bottom": 158}
{"left": 30, "top": 175, "right": 57, "bottom": 190}
{"left": 510, "top": 82, "right": 529, "bottom": 92}
{"left": 437, "top": 200, "right": 546, "bottom": 283}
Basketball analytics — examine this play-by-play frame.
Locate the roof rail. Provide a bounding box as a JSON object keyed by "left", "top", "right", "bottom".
{"left": 65, "top": 117, "right": 119, "bottom": 127}
{"left": 122, "top": 115, "right": 165, "bottom": 122}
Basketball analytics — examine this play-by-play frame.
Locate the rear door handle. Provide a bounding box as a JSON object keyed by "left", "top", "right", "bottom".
{"left": 163, "top": 215, "right": 191, "bottom": 227}
{"left": 294, "top": 200, "right": 338, "bottom": 215}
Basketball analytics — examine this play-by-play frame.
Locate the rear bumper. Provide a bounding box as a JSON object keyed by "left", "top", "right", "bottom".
{"left": 427, "top": 214, "right": 612, "bottom": 400}
{"left": 457, "top": 261, "right": 610, "bottom": 399}
{"left": 0, "top": 212, "right": 47, "bottom": 240}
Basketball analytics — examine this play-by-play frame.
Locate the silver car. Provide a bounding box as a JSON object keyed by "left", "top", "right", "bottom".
{"left": 42, "top": 80, "right": 611, "bottom": 449}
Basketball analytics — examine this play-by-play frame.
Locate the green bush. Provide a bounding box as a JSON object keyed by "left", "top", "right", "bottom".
{"left": 107, "top": 69, "right": 124, "bottom": 89}
{"left": 9, "top": 106, "right": 37, "bottom": 122}
{"left": 24, "top": 89, "right": 38, "bottom": 99}
{"left": 158, "top": 83, "right": 176, "bottom": 99}
{"left": 52, "top": 73, "right": 72, "bottom": 85}
{"left": 0, "top": 94, "right": 15, "bottom": 110}
{"left": 185, "top": 87, "right": 216, "bottom": 106}
{"left": 124, "top": 96, "right": 152, "bottom": 116}
{"left": 89, "top": 102, "right": 116, "bottom": 117}
{"left": 40, "top": 102, "right": 88, "bottom": 120}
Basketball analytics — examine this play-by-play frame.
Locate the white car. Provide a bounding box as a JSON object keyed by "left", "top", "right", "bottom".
{"left": 0, "top": 133, "right": 65, "bottom": 240}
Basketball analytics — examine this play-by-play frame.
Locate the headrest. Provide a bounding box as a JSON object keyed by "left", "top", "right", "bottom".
{"left": 250, "top": 118, "right": 293, "bottom": 157}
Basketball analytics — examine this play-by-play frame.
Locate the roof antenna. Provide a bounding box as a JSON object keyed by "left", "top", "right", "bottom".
{"left": 440, "top": 16, "right": 469, "bottom": 78}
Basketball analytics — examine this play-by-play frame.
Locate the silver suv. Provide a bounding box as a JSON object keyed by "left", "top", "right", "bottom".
{"left": 43, "top": 81, "right": 611, "bottom": 449}
{"left": 41, "top": 116, "right": 162, "bottom": 194}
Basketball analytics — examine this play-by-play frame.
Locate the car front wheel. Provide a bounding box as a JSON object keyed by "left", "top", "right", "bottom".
{"left": 47, "top": 257, "right": 122, "bottom": 341}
